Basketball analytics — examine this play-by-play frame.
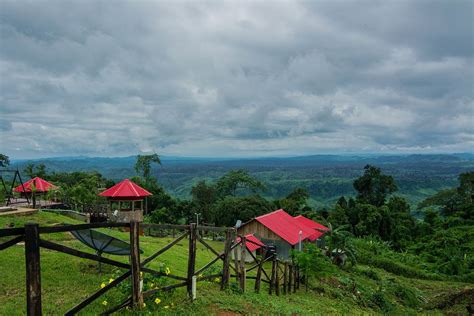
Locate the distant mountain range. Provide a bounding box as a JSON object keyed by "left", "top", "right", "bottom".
{"left": 9, "top": 153, "right": 474, "bottom": 208}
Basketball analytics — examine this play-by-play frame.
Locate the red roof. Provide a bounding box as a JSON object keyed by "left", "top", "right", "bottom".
{"left": 98, "top": 179, "right": 152, "bottom": 200}
{"left": 236, "top": 234, "right": 265, "bottom": 252}
{"left": 13, "top": 177, "right": 58, "bottom": 193}
{"left": 294, "top": 215, "right": 330, "bottom": 240}
{"left": 254, "top": 209, "right": 320, "bottom": 245}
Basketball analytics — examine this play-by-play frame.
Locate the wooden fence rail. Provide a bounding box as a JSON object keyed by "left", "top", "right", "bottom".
{"left": 0, "top": 222, "right": 300, "bottom": 315}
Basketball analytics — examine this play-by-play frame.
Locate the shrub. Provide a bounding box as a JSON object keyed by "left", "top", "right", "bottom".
{"left": 361, "top": 269, "right": 381, "bottom": 281}
{"left": 370, "top": 290, "right": 393, "bottom": 312}
{"left": 391, "top": 284, "right": 420, "bottom": 308}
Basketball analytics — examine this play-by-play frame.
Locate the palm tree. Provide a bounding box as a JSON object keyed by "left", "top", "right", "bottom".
{"left": 324, "top": 223, "right": 357, "bottom": 266}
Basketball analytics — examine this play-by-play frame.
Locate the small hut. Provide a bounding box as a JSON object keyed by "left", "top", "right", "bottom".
{"left": 232, "top": 234, "right": 265, "bottom": 263}
{"left": 98, "top": 179, "right": 152, "bottom": 223}
{"left": 238, "top": 209, "right": 329, "bottom": 259}
{"left": 13, "top": 177, "right": 58, "bottom": 208}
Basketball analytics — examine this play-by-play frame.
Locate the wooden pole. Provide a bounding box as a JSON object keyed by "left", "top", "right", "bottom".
{"left": 239, "top": 236, "right": 247, "bottom": 292}
{"left": 255, "top": 248, "right": 266, "bottom": 293}
{"left": 233, "top": 247, "right": 239, "bottom": 283}
{"left": 288, "top": 263, "right": 293, "bottom": 295}
{"left": 187, "top": 223, "right": 197, "bottom": 298}
{"left": 275, "top": 260, "right": 280, "bottom": 296}
{"left": 296, "top": 265, "right": 300, "bottom": 290}
{"left": 283, "top": 262, "right": 288, "bottom": 295}
{"left": 130, "top": 221, "right": 143, "bottom": 308}
{"left": 293, "top": 264, "right": 297, "bottom": 293}
{"left": 25, "top": 223, "right": 42, "bottom": 315}
{"left": 221, "top": 229, "right": 233, "bottom": 290}
{"left": 269, "top": 255, "right": 276, "bottom": 295}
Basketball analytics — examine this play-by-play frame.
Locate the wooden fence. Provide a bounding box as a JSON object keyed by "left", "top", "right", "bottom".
{"left": 0, "top": 221, "right": 300, "bottom": 315}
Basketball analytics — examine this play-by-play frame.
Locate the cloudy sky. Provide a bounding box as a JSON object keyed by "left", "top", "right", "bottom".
{"left": 0, "top": 0, "right": 473, "bottom": 158}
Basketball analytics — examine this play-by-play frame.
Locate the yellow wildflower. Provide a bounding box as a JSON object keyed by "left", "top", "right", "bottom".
{"left": 214, "top": 277, "right": 221, "bottom": 283}
{"left": 154, "top": 298, "right": 161, "bottom": 305}
{"left": 102, "top": 300, "right": 108, "bottom": 306}
{"left": 108, "top": 278, "right": 114, "bottom": 284}
{"left": 165, "top": 267, "right": 171, "bottom": 275}
{"left": 100, "top": 282, "right": 106, "bottom": 289}
{"left": 164, "top": 305, "right": 170, "bottom": 309}
{"left": 143, "top": 303, "right": 146, "bottom": 308}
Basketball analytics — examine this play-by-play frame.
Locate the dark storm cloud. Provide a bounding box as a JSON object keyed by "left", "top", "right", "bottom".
{"left": 0, "top": 0, "right": 472, "bottom": 158}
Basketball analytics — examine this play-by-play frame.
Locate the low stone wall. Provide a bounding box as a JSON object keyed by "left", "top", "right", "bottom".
{"left": 41, "top": 209, "right": 88, "bottom": 222}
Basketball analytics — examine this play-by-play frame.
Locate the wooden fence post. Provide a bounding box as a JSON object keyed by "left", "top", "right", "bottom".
{"left": 283, "top": 262, "right": 288, "bottom": 295}
{"left": 187, "top": 223, "right": 197, "bottom": 298}
{"left": 239, "top": 236, "right": 247, "bottom": 292}
{"left": 288, "top": 263, "right": 293, "bottom": 295}
{"left": 221, "top": 229, "right": 233, "bottom": 290}
{"left": 269, "top": 255, "right": 276, "bottom": 295}
{"left": 25, "top": 223, "right": 42, "bottom": 316}
{"left": 293, "top": 264, "right": 297, "bottom": 293}
{"left": 275, "top": 260, "right": 280, "bottom": 296}
{"left": 254, "top": 248, "right": 266, "bottom": 293}
{"left": 233, "top": 246, "right": 239, "bottom": 283}
{"left": 130, "top": 221, "right": 143, "bottom": 308}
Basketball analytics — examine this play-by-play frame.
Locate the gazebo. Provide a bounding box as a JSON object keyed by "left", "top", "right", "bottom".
{"left": 13, "top": 177, "right": 59, "bottom": 208}
{"left": 98, "top": 179, "right": 152, "bottom": 223}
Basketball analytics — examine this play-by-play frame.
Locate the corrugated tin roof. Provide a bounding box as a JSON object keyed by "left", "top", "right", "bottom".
{"left": 255, "top": 209, "right": 319, "bottom": 245}
{"left": 13, "top": 177, "right": 58, "bottom": 193}
{"left": 294, "top": 215, "right": 330, "bottom": 240}
{"left": 236, "top": 234, "right": 265, "bottom": 252}
{"left": 98, "top": 179, "right": 152, "bottom": 200}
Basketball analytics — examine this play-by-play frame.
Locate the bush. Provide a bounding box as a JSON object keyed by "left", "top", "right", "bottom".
{"left": 361, "top": 269, "right": 381, "bottom": 281}
{"left": 370, "top": 291, "right": 393, "bottom": 312}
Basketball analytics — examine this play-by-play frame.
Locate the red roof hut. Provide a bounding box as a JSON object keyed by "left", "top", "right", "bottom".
{"left": 99, "top": 179, "right": 152, "bottom": 223}
{"left": 237, "top": 209, "right": 329, "bottom": 259}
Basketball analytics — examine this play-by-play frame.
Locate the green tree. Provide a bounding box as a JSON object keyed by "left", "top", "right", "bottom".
{"left": 353, "top": 165, "right": 397, "bottom": 207}
{"left": 275, "top": 187, "right": 310, "bottom": 215}
{"left": 135, "top": 153, "right": 161, "bottom": 179}
{"left": 324, "top": 223, "right": 357, "bottom": 266}
{"left": 0, "top": 154, "right": 10, "bottom": 167}
{"left": 215, "top": 169, "right": 266, "bottom": 197}
{"left": 191, "top": 180, "right": 217, "bottom": 224}
{"left": 211, "top": 195, "right": 273, "bottom": 226}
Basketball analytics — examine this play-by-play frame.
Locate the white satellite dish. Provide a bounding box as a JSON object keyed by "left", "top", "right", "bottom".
{"left": 235, "top": 220, "right": 242, "bottom": 228}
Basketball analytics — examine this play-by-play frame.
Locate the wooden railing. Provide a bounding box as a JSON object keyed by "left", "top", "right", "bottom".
{"left": 0, "top": 222, "right": 299, "bottom": 315}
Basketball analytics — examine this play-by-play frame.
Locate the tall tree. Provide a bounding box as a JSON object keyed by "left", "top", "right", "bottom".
{"left": 215, "top": 169, "right": 266, "bottom": 197}
{"left": 353, "top": 165, "right": 397, "bottom": 207}
{"left": 0, "top": 154, "right": 10, "bottom": 167}
{"left": 135, "top": 154, "right": 161, "bottom": 179}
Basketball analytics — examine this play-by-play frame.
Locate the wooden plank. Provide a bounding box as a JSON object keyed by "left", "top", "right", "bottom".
{"left": 142, "top": 282, "right": 188, "bottom": 298}
{"left": 100, "top": 296, "right": 131, "bottom": 315}
{"left": 195, "top": 254, "right": 222, "bottom": 276}
{"left": 0, "top": 235, "right": 23, "bottom": 250}
{"left": 39, "top": 239, "right": 129, "bottom": 269}
{"left": 141, "top": 267, "right": 187, "bottom": 281}
{"left": 197, "top": 235, "right": 221, "bottom": 258}
{"left": 66, "top": 271, "right": 130, "bottom": 315}
{"left": 141, "top": 231, "right": 188, "bottom": 266}
{"left": 39, "top": 222, "right": 129, "bottom": 234}
{"left": 0, "top": 227, "right": 24, "bottom": 238}
{"left": 25, "top": 223, "right": 42, "bottom": 316}
{"left": 130, "top": 221, "right": 143, "bottom": 308}
{"left": 141, "top": 223, "right": 190, "bottom": 231}
{"left": 187, "top": 223, "right": 197, "bottom": 297}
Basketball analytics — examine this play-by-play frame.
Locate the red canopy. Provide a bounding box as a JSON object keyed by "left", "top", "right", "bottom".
{"left": 98, "top": 179, "right": 152, "bottom": 200}
{"left": 236, "top": 234, "right": 265, "bottom": 252}
{"left": 13, "top": 177, "right": 58, "bottom": 193}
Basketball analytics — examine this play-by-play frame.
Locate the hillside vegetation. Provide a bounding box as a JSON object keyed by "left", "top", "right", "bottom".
{"left": 0, "top": 212, "right": 472, "bottom": 315}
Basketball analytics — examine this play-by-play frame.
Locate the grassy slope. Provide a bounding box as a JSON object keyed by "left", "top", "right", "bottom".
{"left": 1, "top": 212, "right": 472, "bottom": 315}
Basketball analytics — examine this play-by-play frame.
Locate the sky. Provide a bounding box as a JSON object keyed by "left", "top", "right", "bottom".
{"left": 0, "top": 0, "right": 473, "bottom": 159}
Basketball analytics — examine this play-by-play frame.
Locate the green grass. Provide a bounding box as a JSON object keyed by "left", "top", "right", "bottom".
{"left": 1, "top": 211, "right": 472, "bottom": 315}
